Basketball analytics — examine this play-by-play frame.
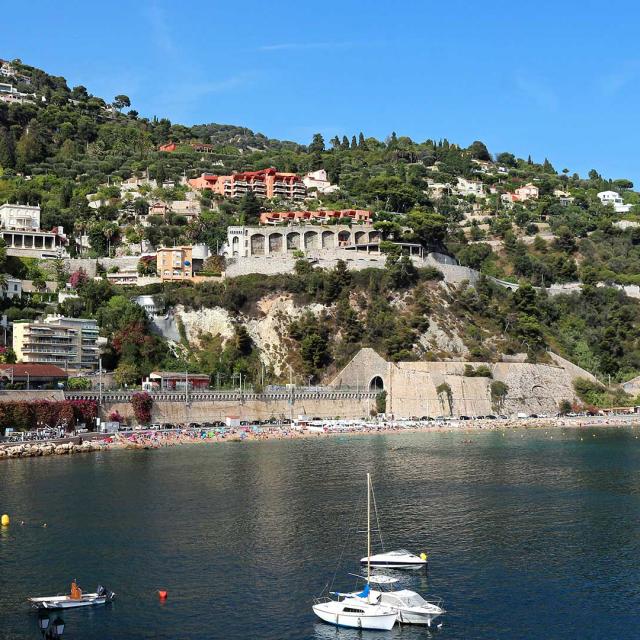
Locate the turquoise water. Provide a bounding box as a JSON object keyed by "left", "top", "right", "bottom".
{"left": 1, "top": 426, "right": 640, "bottom": 639}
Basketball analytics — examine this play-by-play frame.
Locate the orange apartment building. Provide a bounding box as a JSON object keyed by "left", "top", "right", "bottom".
{"left": 259, "top": 209, "right": 372, "bottom": 225}
{"left": 156, "top": 246, "right": 193, "bottom": 280}
{"left": 159, "top": 142, "right": 216, "bottom": 153}
{"left": 188, "top": 168, "right": 306, "bottom": 201}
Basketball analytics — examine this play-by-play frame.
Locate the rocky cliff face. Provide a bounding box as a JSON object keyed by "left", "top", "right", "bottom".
{"left": 160, "top": 295, "right": 326, "bottom": 376}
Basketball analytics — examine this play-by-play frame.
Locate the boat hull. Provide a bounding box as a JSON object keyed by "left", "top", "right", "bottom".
{"left": 29, "top": 593, "right": 114, "bottom": 610}
{"left": 360, "top": 559, "right": 426, "bottom": 569}
{"left": 395, "top": 608, "right": 443, "bottom": 626}
{"left": 312, "top": 603, "right": 397, "bottom": 631}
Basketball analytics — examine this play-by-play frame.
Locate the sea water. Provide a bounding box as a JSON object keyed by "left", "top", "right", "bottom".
{"left": 1, "top": 426, "right": 639, "bottom": 639}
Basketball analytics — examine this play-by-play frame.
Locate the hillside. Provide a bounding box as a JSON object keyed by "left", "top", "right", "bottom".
{"left": 0, "top": 57, "right": 639, "bottom": 408}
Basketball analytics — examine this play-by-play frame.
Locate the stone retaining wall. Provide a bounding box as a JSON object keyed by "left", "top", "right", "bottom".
{"left": 331, "top": 348, "right": 597, "bottom": 417}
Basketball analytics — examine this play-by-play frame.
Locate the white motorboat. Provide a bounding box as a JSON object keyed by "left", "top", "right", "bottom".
{"left": 361, "top": 549, "right": 428, "bottom": 569}
{"left": 29, "top": 583, "right": 115, "bottom": 610}
{"left": 312, "top": 473, "right": 397, "bottom": 631}
{"left": 359, "top": 575, "right": 445, "bottom": 627}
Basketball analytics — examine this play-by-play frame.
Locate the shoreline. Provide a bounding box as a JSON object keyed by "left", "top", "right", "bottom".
{"left": 1, "top": 415, "right": 638, "bottom": 461}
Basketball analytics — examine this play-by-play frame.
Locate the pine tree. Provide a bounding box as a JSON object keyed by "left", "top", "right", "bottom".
{"left": 542, "top": 157, "right": 555, "bottom": 173}
{"left": 527, "top": 154, "right": 533, "bottom": 165}
{"left": 15, "top": 120, "right": 46, "bottom": 170}
{"left": 330, "top": 136, "right": 340, "bottom": 149}
{"left": 309, "top": 133, "right": 325, "bottom": 154}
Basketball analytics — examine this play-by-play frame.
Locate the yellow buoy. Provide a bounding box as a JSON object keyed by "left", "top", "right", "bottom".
{"left": 420, "top": 552, "right": 427, "bottom": 561}
{"left": 1, "top": 514, "right": 9, "bottom": 526}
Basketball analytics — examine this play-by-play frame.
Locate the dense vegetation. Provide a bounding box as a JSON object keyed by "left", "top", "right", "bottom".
{"left": 0, "top": 58, "right": 639, "bottom": 401}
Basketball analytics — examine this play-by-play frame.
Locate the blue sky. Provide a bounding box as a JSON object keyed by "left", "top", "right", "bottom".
{"left": 3, "top": 1, "right": 639, "bottom": 182}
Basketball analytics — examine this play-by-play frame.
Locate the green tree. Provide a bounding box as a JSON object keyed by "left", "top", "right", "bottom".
{"left": 405, "top": 209, "right": 447, "bottom": 247}
{"left": 308, "top": 133, "right": 325, "bottom": 154}
{"left": 467, "top": 140, "right": 491, "bottom": 161}
{"left": 0, "top": 127, "right": 15, "bottom": 168}
{"left": 113, "top": 94, "right": 131, "bottom": 110}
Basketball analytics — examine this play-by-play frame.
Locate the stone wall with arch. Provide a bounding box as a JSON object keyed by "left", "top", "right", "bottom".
{"left": 225, "top": 224, "right": 384, "bottom": 258}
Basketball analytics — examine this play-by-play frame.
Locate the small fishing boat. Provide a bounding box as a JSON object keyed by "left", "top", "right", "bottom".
{"left": 360, "top": 549, "right": 428, "bottom": 569}
{"left": 29, "top": 582, "right": 115, "bottom": 610}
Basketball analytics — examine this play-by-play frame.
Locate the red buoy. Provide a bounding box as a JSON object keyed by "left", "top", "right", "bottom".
{"left": 158, "top": 590, "right": 168, "bottom": 600}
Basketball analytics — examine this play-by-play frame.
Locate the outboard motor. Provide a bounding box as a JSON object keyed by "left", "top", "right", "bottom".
{"left": 96, "top": 585, "right": 106, "bottom": 597}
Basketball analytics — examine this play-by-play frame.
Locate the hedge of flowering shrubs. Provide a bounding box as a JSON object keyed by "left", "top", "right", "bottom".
{"left": 0, "top": 400, "right": 98, "bottom": 432}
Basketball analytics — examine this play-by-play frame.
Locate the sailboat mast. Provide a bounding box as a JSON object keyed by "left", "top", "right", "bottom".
{"left": 367, "top": 473, "right": 371, "bottom": 591}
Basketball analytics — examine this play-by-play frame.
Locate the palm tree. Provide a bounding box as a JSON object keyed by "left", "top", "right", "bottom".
{"left": 103, "top": 223, "right": 118, "bottom": 257}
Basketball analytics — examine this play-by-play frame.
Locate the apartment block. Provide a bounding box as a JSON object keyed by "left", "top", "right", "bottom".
{"left": 259, "top": 209, "right": 372, "bottom": 225}
{"left": 189, "top": 168, "right": 306, "bottom": 201}
{"left": 156, "top": 246, "right": 194, "bottom": 280}
{"left": 13, "top": 316, "right": 99, "bottom": 371}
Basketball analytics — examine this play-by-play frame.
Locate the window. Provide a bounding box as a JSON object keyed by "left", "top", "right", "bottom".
{"left": 343, "top": 607, "right": 364, "bottom": 614}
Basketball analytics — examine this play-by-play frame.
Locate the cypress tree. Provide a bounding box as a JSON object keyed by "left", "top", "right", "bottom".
{"left": 358, "top": 132, "right": 366, "bottom": 148}
{"left": 341, "top": 135, "right": 349, "bottom": 149}
{"left": 0, "top": 127, "right": 15, "bottom": 169}
{"left": 351, "top": 135, "right": 358, "bottom": 149}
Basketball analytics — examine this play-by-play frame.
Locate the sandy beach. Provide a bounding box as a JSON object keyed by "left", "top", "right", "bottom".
{"left": 1, "top": 414, "right": 638, "bottom": 460}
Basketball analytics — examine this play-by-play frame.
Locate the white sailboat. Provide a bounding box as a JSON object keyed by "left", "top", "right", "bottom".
{"left": 312, "top": 474, "right": 398, "bottom": 631}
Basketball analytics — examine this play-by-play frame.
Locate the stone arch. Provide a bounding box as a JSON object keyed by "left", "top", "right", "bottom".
{"left": 338, "top": 230, "right": 350, "bottom": 246}
{"left": 369, "top": 230, "right": 381, "bottom": 243}
{"left": 304, "top": 230, "right": 319, "bottom": 250}
{"left": 250, "top": 233, "right": 265, "bottom": 256}
{"left": 286, "top": 232, "right": 300, "bottom": 250}
{"left": 269, "top": 232, "right": 283, "bottom": 253}
{"left": 369, "top": 376, "right": 384, "bottom": 391}
{"left": 231, "top": 235, "right": 239, "bottom": 256}
{"left": 321, "top": 230, "right": 335, "bottom": 248}
{"left": 355, "top": 231, "right": 366, "bottom": 245}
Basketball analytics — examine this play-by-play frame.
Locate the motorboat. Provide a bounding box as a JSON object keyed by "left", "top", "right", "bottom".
{"left": 358, "top": 575, "right": 445, "bottom": 627}
{"left": 361, "top": 549, "right": 428, "bottom": 569}
{"left": 29, "top": 583, "right": 115, "bottom": 610}
{"left": 312, "top": 474, "right": 397, "bottom": 631}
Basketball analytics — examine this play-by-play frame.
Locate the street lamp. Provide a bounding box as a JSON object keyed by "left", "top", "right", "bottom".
{"left": 38, "top": 614, "right": 49, "bottom": 635}
{"left": 52, "top": 617, "right": 65, "bottom": 637}
{"left": 38, "top": 613, "right": 65, "bottom": 638}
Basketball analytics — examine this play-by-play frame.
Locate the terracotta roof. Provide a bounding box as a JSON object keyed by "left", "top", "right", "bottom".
{"left": 150, "top": 371, "right": 210, "bottom": 380}
{"left": 0, "top": 364, "right": 68, "bottom": 378}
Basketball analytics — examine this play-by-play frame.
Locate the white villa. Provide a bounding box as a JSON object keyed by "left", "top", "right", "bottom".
{"left": 455, "top": 177, "right": 485, "bottom": 198}
{"left": 302, "top": 169, "right": 339, "bottom": 195}
{"left": 597, "top": 190, "right": 632, "bottom": 214}
{"left": 0, "top": 204, "right": 68, "bottom": 258}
